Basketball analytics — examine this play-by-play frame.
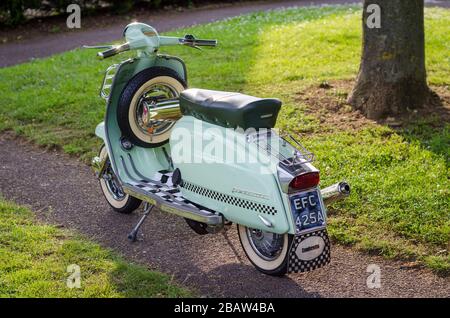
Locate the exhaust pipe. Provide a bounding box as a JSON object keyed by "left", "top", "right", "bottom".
{"left": 321, "top": 182, "right": 351, "bottom": 205}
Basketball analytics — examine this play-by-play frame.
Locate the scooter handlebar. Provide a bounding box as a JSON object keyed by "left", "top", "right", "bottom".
{"left": 97, "top": 43, "right": 130, "bottom": 59}
{"left": 190, "top": 39, "right": 218, "bottom": 47}
{"left": 84, "top": 33, "right": 216, "bottom": 59}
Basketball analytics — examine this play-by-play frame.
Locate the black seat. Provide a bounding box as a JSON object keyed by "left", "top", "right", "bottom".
{"left": 179, "top": 88, "right": 282, "bottom": 130}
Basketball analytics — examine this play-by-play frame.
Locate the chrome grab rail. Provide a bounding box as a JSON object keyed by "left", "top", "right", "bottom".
{"left": 247, "top": 130, "right": 315, "bottom": 167}
{"left": 279, "top": 133, "right": 315, "bottom": 166}
{"left": 100, "top": 63, "right": 120, "bottom": 100}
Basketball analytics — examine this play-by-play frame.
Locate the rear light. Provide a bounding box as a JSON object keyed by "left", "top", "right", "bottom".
{"left": 289, "top": 172, "right": 320, "bottom": 192}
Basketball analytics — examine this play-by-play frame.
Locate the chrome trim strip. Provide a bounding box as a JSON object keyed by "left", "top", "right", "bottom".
{"left": 258, "top": 215, "right": 273, "bottom": 228}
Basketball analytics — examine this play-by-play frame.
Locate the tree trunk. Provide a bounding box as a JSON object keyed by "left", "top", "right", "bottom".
{"left": 348, "top": 0, "right": 429, "bottom": 120}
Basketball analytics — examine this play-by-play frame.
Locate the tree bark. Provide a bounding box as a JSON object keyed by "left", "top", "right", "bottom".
{"left": 348, "top": 0, "right": 429, "bottom": 120}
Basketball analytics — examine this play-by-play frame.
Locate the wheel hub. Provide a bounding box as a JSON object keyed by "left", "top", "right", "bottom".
{"left": 246, "top": 228, "right": 284, "bottom": 261}
{"left": 103, "top": 164, "right": 126, "bottom": 201}
{"left": 135, "top": 83, "right": 179, "bottom": 137}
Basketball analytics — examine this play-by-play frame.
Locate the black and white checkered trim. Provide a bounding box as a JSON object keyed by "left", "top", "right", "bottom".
{"left": 287, "top": 229, "right": 331, "bottom": 273}
{"left": 181, "top": 180, "right": 277, "bottom": 215}
{"left": 128, "top": 170, "right": 214, "bottom": 214}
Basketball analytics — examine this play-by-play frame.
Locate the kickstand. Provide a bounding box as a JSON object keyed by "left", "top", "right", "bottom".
{"left": 128, "top": 202, "right": 153, "bottom": 242}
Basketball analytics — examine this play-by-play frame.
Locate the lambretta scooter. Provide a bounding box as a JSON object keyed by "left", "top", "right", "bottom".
{"left": 88, "top": 22, "right": 351, "bottom": 276}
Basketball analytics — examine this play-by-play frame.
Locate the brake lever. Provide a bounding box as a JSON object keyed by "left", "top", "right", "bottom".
{"left": 180, "top": 34, "right": 200, "bottom": 50}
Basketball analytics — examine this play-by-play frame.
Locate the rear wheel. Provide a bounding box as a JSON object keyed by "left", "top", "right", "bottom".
{"left": 237, "top": 224, "right": 292, "bottom": 276}
{"left": 98, "top": 146, "right": 142, "bottom": 213}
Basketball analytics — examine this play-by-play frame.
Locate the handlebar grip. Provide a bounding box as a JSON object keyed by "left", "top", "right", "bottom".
{"left": 194, "top": 39, "right": 218, "bottom": 47}
{"left": 179, "top": 35, "right": 217, "bottom": 48}
{"left": 97, "top": 43, "right": 130, "bottom": 59}
{"left": 98, "top": 47, "right": 118, "bottom": 59}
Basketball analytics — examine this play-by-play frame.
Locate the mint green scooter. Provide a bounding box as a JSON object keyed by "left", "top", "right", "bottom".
{"left": 88, "top": 22, "right": 350, "bottom": 276}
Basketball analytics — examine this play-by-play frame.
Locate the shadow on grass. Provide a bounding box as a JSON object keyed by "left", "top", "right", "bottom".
{"left": 392, "top": 89, "right": 450, "bottom": 164}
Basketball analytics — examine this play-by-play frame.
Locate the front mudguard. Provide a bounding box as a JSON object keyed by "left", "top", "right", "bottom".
{"left": 95, "top": 121, "right": 106, "bottom": 141}
{"left": 92, "top": 122, "right": 108, "bottom": 178}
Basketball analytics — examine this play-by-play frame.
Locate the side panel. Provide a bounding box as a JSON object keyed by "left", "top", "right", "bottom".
{"left": 170, "top": 116, "right": 292, "bottom": 234}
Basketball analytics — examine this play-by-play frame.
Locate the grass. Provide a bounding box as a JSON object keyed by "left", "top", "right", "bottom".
{"left": 0, "top": 199, "right": 192, "bottom": 297}
{"left": 0, "top": 5, "right": 449, "bottom": 274}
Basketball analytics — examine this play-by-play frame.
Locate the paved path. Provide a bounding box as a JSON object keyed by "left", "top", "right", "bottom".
{"left": 0, "top": 135, "right": 449, "bottom": 297}
{"left": 2, "top": 0, "right": 447, "bottom": 68}
{"left": 0, "top": 0, "right": 371, "bottom": 67}
{"left": 1, "top": 0, "right": 357, "bottom": 67}
{"left": 2, "top": 0, "right": 447, "bottom": 67}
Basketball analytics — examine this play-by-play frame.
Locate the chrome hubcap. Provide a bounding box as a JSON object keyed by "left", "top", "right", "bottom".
{"left": 246, "top": 228, "right": 284, "bottom": 261}
{"left": 135, "top": 83, "right": 179, "bottom": 137}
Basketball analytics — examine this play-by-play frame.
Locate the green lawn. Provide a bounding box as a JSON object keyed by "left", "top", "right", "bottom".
{"left": 0, "top": 199, "right": 191, "bottom": 297}
{"left": 0, "top": 5, "right": 449, "bottom": 274}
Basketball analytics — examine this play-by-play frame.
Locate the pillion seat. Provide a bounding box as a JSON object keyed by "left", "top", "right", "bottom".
{"left": 179, "top": 88, "right": 282, "bottom": 130}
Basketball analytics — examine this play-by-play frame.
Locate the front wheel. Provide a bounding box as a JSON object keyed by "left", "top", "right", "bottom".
{"left": 98, "top": 146, "right": 142, "bottom": 213}
{"left": 237, "top": 224, "right": 292, "bottom": 276}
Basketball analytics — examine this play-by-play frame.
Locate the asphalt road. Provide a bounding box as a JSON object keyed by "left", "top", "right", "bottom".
{"left": 0, "top": 0, "right": 361, "bottom": 67}
{"left": 1, "top": 0, "right": 448, "bottom": 67}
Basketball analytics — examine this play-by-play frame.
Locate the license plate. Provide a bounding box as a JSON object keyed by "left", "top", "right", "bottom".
{"left": 290, "top": 189, "right": 325, "bottom": 234}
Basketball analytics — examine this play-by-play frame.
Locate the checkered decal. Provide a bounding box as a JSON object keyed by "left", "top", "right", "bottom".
{"left": 181, "top": 181, "right": 277, "bottom": 215}
{"left": 128, "top": 170, "right": 214, "bottom": 214}
{"left": 287, "top": 229, "right": 331, "bottom": 273}
{"left": 121, "top": 154, "right": 277, "bottom": 216}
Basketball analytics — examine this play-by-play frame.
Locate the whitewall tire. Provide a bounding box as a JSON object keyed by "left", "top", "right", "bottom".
{"left": 237, "top": 224, "right": 292, "bottom": 276}
{"left": 98, "top": 146, "right": 142, "bottom": 213}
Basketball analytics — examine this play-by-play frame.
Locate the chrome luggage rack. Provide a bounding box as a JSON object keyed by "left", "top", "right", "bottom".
{"left": 100, "top": 63, "right": 120, "bottom": 100}
{"left": 246, "top": 130, "right": 315, "bottom": 168}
